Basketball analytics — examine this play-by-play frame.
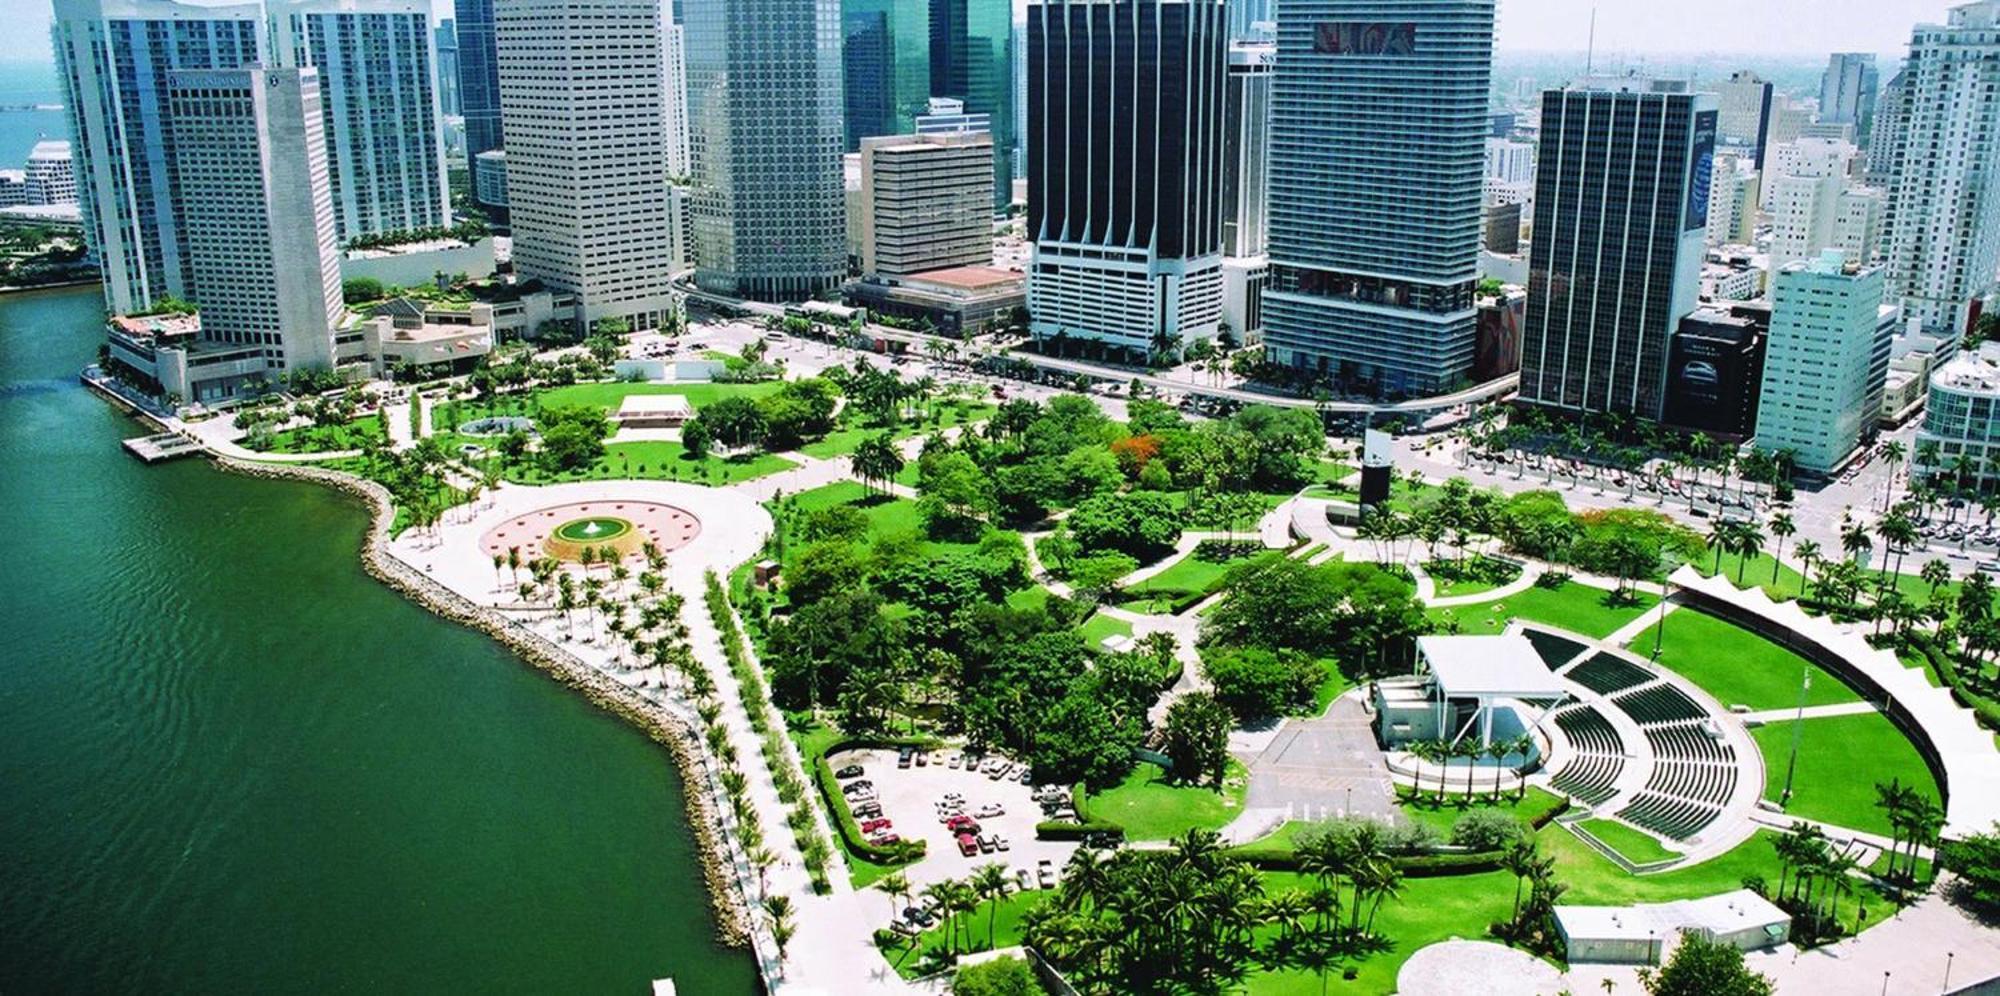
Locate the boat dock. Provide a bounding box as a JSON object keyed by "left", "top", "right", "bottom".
{"left": 123, "top": 433, "right": 203, "bottom": 464}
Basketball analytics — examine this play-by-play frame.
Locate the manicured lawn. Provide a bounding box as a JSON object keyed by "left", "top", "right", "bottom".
{"left": 796, "top": 399, "right": 996, "bottom": 459}
{"left": 264, "top": 416, "right": 386, "bottom": 454}
{"left": 498, "top": 438, "right": 795, "bottom": 486}
{"left": 1004, "top": 585, "right": 1052, "bottom": 613}
{"left": 1398, "top": 786, "right": 1566, "bottom": 839}
{"left": 1427, "top": 582, "right": 1658, "bottom": 640}
{"left": 1749, "top": 710, "right": 1940, "bottom": 837}
{"left": 1120, "top": 547, "right": 1278, "bottom": 613}
{"left": 884, "top": 888, "right": 1052, "bottom": 979}
{"left": 1577, "top": 818, "right": 1681, "bottom": 865}
{"left": 1309, "top": 659, "right": 1351, "bottom": 717}
{"left": 1641, "top": 609, "right": 1861, "bottom": 710}
{"left": 1244, "top": 868, "right": 1518, "bottom": 995}
{"left": 1694, "top": 550, "right": 1809, "bottom": 602}
{"left": 534, "top": 380, "right": 785, "bottom": 412}
{"left": 1084, "top": 760, "right": 1248, "bottom": 841}
{"left": 1423, "top": 557, "right": 1523, "bottom": 599}
{"left": 1077, "top": 610, "right": 1134, "bottom": 649}
{"left": 1165, "top": 489, "right": 1292, "bottom": 531}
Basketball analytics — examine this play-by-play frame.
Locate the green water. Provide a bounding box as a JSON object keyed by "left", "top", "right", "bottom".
{"left": 0, "top": 287, "right": 757, "bottom": 994}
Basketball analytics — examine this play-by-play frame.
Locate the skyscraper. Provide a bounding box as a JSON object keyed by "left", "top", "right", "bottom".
{"left": 1262, "top": 1, "right": 1494, "bottom": 397}
{"left": 166, "top": 67, "right": 343, "bottom": 376}
{"left": 434, "top": 19, "right": 460, "bottom": 117}
{"left": 455, "top": 0, "right": 502, "bottom": 158}
{"left": 1228, "top": 0, "right": 1271, "bottom": 38}
{"left": 931, "top": 0, "right": 1015, "bottom": 209}
{"left": 270, "top": 0, "right": 448, "bottom": 243}
{"left": 1866, "top": 67, "right": 1909, "bottom": 187}
{"left": 858, "top": 131, "right": 994, "bottom": 278}
{"left": 1754, "top": 251, "right": 1888, "bottom": 475}
{"left": 662, "top": 20, "right": 690, "bottom": 177}
{"left": 1819, "top": 52, "right": 1879, "bottom": 138}
{"left": 53, "top": 0, "right": 264, "bottom": 314}
{"left": 1714, "top": 69, "right": 1774, "bottom": 168}
{"left": 1221, "top": 38, "right": 1272, "bottom": 345}
{"left": 1885, "top": 1, "right": 2000, "bottom": 340}
{"left": 1027, "top": 0, "right": 1225, "bottom": 356}
{"left": 496, "top": 0, "right": 677, "bottom": 327}
{"left": 841, "top": 0, "right": 930, "bottom": 149}
{"left": 1517, "top": 81, "right": 1716, "bottom": 420}
{"left": 686, "top": 0, "right": 847, "bottom": 301}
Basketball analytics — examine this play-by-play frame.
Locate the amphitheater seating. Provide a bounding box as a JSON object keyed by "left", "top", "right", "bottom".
{"left": 1613, "top": 683, "right": 1708, "bottom": 725}
{"left": 1523, "top": 628, "right": 1588, "bottom": 670}
{"left": 1553, "top": 705, "right": 1622, "bottom": 756}
{"left": 1618, "top": 791, "right": 1722, "bottom": 841}
{"left": 1566, "top": 654, "right": 1657, "bottom": 696}
{"left": 1644, "top": 760, "right": 1738, "bottom": 808}
{"left": 1645, "top": 722, "right": 1736, "bottom": 765}
{"left": 1549, "top": 705, "right": 1627, "bottom": 805}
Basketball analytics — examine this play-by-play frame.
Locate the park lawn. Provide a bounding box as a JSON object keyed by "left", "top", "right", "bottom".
{"left": 797, "top": 399, "right": 997, "bottom": 460}
{"left": 1641, "top": 609, "right": 1862, "bottom": 710}
{"left": 1084, "top": 760, "right": 1248, "bottom": 841}
{"left": 1577, "top": 818, "right": 1681, "bottom": 865}
{"left": 1077, "top": 610, "right": 1134, "bottom": 649}
{"left": 1428, "top": 582, "right": 1658, "bottom": 640}
{"left": 886, "top": 888, "right": 1052, "bottom": 979}
{"left": 1309, "top": 659, "right": 1351, "bottom": 717}
{"left": 1120, "top": 547, "right": 1278, "bottom": 613}
{"left": 1423, "top": 557, "right": 1523, "bottom": 599}
{"left": 265, "top": 416, "right": 386, "bottom": 454}
{"left": 535, "top": 380, "right": 785, "bottom": 413}
{"left": 1694, "top": 550, "right": 1810, "bottom": 602}
{"left": 1750, "top": 711, "right": 1940, "bottom": 837}
{"left": 501, "top": 438, "right": 795, "bottom": 486}
{"left": 1004, "top": 585, "right": 1052, "bottom": 613}
{"left": 1398, "top": 786, "right": 1567, "bottom": 839}
{"left": 1244, "top": 868, "right": 1519, "bottom": 995}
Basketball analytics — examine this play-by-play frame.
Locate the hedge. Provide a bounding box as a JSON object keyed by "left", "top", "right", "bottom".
{"left": 1227, "top": 796, "right": 1569, "bottom": 874}
{"left": 1907, "top": 633, "right": 2000, "bottom": 734}
{"left": 809, "top": 735, "right": 941, "bottom": 866}
{"left": 1034, "top": 821, "right": 1126, "bottom": 842}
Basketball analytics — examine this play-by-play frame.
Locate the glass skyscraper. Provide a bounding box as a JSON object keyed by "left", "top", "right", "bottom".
{"left": 931, "top": 0, "right": 1014, "bottom": 210}
{"left": 454, "top": 0, "right": 502, "bottom": 158}
{"left": 1262, "top": 0, "right": 1494, "bottom": 399}
{"left": 841, "top": 0, "right": 931, "bottom": 150}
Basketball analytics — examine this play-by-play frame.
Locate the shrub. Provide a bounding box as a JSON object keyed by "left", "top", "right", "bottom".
{"left": 1202, "top": 646, "right": 1323, "bottom": 719}
{"left": 1451, "top": 808, "right": 1526, "bottom": 851}
{"left": 954, "top": 956, "right": 1045, "bottom": 996}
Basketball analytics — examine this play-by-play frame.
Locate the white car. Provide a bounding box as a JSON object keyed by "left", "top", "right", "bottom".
{"left": 975, "top": 803, "right": 1004, "bottom": 818}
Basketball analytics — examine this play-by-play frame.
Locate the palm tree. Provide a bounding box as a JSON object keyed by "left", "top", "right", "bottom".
{"left": 875, "top": 871, "right": 910, "bottom": 923}
{"left": 919, "top": 881, "right": 958, "bottom": 953}
{"left": 972, "top": 861, "right": 1014, "bottom": 949}
{"left": 1708, "top": 519, "right": 1734, "bottom": 575}
{"left": 1502, "top": 837, "right": 1540, "bottom": 926}
{"left": 1840, "top": 514, "right": 1872, "bottom": 572}
{"left": 852, "top": 433, "right": 905, "bottom": 494}
{"left": 1878, "top": 507, "right": 1920, "bottom": 593}
{"left": 1795, "top": 539, "right": 1823, "bottom": 599}
{"left": 1883, "top": 439, "right": 1909, "bottom": 510}
{"left": 762, "top": 894, "right": 796, "bottom": 972}
{"left": 1769, "top": 512, "right": 1796, "bottom": 585}
{"left": 1731, "top": 521, "right": 1766, "bottom": 586}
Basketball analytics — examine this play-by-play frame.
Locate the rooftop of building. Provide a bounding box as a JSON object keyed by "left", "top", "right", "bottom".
{"left": 1417, "top": 634, "right": 1567, "bottom": 700}
{"left": 110, "top": 312, "right": 202, "bottom": 340}
{"left": 1555, "top": 889, "right": 1787, "bottom": 943}
{"left": 905, "top": 266, "right": 1023, "bottom": 292}
{"left": 27, "top": 140, "right": 70, "bottom": 160}
{"left": 1931, "top": 342, "right": 2000, "bottom": 395}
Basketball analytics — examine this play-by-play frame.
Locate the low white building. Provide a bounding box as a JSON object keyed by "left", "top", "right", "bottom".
{"left": 1374, "top": 634, "right": 1567, "bottom": 749}
{"left": 1917, "top": 341, "right": 2000, "bottom": 490}
{"left": 1555, "top": 888, "right": 1790, "bottom": 965}
{"left": 612, "top": 393, "right": 694, "bottom": 428}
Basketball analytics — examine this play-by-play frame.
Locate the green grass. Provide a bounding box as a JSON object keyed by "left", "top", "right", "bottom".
{"left": 1427, "top": 581, "right": 1659, "bottom": 639}
{"left": 1244, "top": 868, "right": 1518, "bottom": 994}
{"left": 1397, "top": 787, "right": 1566, "bottom": 839}
{"left": 263, "top": 416, "right": 386, "bottom": 454}
{"left": 796, "top": 400, "right": 997, "bottom": 459}
{"left": 1084, "top": 760, "right": 1248, "bottom": 841}
{"left": 1077, "top": 610, "right": 1134, "bottom": 648}
{"left": 498, "top": 438, "right": 795, "bottom": 486}
{"left": 1309, "top": 658, "right": 1351, "bottom": 717}
{"left": 1004, "top": 585, "right": 1052, "bottom": 613}
{"left": 1694, "top": 550, "right": 1810, "bottom": 602}
{"left": 1119, "top": 547, "right": 1277, "bottom": 613}
{"left": 1576, "top": 818, "right": 1681, "bottom": 865}
{"left": 1750, "top": 710, "right": 1939, "bottom": 837}
{"left": 884, "top": 888, "right": 1051, "bottom": 979}
{"left": 1641, "top": 609, "right": 1862, "bottom": 710}
{"left": 1423, "top": 557, "right": 1523, "bottom": 599}
{"left": 534, "top": 380, "right": 785, "bottom": 412}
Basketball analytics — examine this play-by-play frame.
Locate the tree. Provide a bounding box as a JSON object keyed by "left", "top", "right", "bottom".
{"left": 1067, "top": 490, "right": 1184, "bottom": 562}
{"left": 851, "top": 433, "right": 905, "bottom": 494}
{"left": 1769, "top": 512, "right": 1796, "bottom": 584}
{"left": 972, "top": 861, "right": 1015, "bottom": 949}
{"left": 680, "top": 417, "right": 712, "bottom": 459}
{"left": 1033, "top": 690, "right": 1136, "bottom": 788}
{"left": 1163, "top": 691, "right": 1233, "bottom": 788}
{"left": 875, "top": 871, "right": 910, "bottom": 923}
{"left": 1637, "top": 932, "right": 1775, "bottom": 996}
{"left": 916, "top": 450, "right": 995, "bottom": 531}
{"left": 952, "top": 956, "right": 1041, "bottom": 996}
{"left": 1201, "top": 646, "right": 1323, "bottom": 718}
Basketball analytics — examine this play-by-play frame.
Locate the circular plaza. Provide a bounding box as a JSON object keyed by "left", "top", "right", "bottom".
{"left": 479, "top": 500, "right": 702, "bottom": 563}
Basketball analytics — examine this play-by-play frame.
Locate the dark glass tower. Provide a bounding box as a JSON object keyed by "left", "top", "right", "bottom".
{"left": 455, "top": 0, "right": 503, "bottom": 158}
{"left": 1518, "top": 81, "right": 1717, "bottom": 420}
{"left": 842, "top": 0, "right": 930, "bottom": 149}
{"left": 931, "top": 0, "right": 1014, "bottom": 209}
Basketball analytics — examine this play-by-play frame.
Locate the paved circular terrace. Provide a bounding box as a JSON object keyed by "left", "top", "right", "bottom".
{"left": 1397, "top": 940, "right": 1564, "bottom": 996}
{"left": 479, "top": 500, "right": 701, "bottom": 563}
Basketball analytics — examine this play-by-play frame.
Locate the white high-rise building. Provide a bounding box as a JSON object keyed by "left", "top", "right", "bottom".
{"left": 1834, "top": 186, "right": 1888, "bottom": 265}
{"left": 661, "top": 20, "right": 690, "bottom": 178}
{"left": 53, "top": 0, "right": 266, "bottom": 314}
{"left": 1886, "top": 0, "right": 2000, "bottom": 339}
{"left": 24, "top": 141, "right": 76, "bottom": 205}
{"left": 1484, "top": 137, "right": 1534, "bottom": 186}
{"left": 1754, "top": 250, "right": 1887, "bottom": 475}
{"left": 1762, "top": 137, "right": 1858, "bottom": 210}
{"left": 1714, "top": 69, "right": 1773, "bottom": 165}
{"left": 1222, "top": 38, "right": 1273, "bottom": 346}
{"left": 496, "top": 0, "right": 677, "bottom": 329}
{"left": 166, "top": 66, "right": 343, "bottom": 375}
{"left": 1820, "top": 53, "right": 1880, "bottom": 134}
{"left": 1706, "top": 152, "right": 1759, "bottom": 247}
{"left": 269, "top": 0, "right": 448, "bottom": 243}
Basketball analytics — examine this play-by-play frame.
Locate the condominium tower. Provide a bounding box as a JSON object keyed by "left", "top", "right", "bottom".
{"left": 1026, "top": 0, "right": 1228, "bottom": 357}
{"left": 1518, "top": 81, "right": 1716, "bottom": 421}
{"left": 166, "top": 67, "right": 343, "bottom": 375}
{"left": 1753, "top": 251, "right": 1888, "bottom": 475}
{"left": 52, "top": 0, "right": 264, "bottom": 314}
{"left": 270, "top": 0, "right": 449, "bottom": 243}
{"left": 1884, "top": 1, "right": 2000, "bottom": 340}
{"left": 685, "top": 0, "right": 847, "bottom": 301}
{"left": 1820, "top": 52, "right": 1879, "bottom": 138}
{"left": 495, "top": 0, "right": 677, "bottom": 328}
{"left": 1221, "top": 39, "right": 1273, "bottom": 345}
{"left": 1262, "top": 1, "right": 1495, "bottom": 397}
{"left": 454, "top": 0, "right": 502, "bottom": 158}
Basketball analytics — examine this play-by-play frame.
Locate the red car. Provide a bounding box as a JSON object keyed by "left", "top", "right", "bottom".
{"left": 869, "top": 833, "right": 901, "bottom": 847}
{"left": 860, "top": 818, "right": 893, "bottom": 834}
{"left": 956, "top": 833, "right": 979, "bottom": 857}
{"left": 945, "top": 815, "right": 979, "bottom": 834}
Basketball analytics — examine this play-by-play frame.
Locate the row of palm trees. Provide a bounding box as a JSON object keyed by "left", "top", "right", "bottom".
{"left": 1770, "top": 822, "right": 1866, "bottom": 945}
{"left": 1402, "top": 734, "right": 1539, "bottom": 803}
{"left": 1874, "top": 779, "right": 1945, "bottom": 891}
{"left": 872, "top": 863, "right": 1018, "bottom": 967}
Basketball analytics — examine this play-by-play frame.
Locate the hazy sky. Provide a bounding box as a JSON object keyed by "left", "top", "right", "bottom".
{"left": 0, "top": 0, "right": 1968, "bottom": 72}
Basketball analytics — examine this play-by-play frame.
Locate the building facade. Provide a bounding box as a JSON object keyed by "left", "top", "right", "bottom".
{"left": 1866, "top": 67, "right": 1909, "bottom": 187}
{"left": 1518, "top": 81, "right": 1715, "bottom": 420}
{"left": 496, "top": 0, "right": 677, "bottom": 328}
{"left": 1663, "top": 306, "right": 1767, "bottom": 440}
{"left": 1221, "top": 38, "right": 1272, "bottom": 346}
{"left": 686, "top": 0, "right": 848, "bottom": 301}
{"left": 858, "top": 131, "right": 994, "bottom": 278}
{"left": 1706, "top": 152, "right": 1759, "bottom": 247}
{"left": 1754, "top": 251, "right": 1888, "bottom": 475}
{"left": 473, "top": 149, "right": 507, "bottom": 208}
{"left": 1262, "top": 0, "right": 1494, "bottom": 397}
{"left": 931, "top": 0, "right": 1015, "bottom": 210}
{"left": 1714, "top": 69, "right": 1773, "bottom": 167}
{"left": 24, "top": 141, "right": 77, "bottom": 205}
{"left": 1026, "top": 0, "right": 1228, "bottom": 357}
{"left": 662, "top": 21, "right": 690, "bottom": 178}
{"left": 1918, "top": 340, "right": 2000, "bottom": 490}
{"left": 841, "top": 0, "right": 931, "bottom": 149}
{"left": 1819, "top": 52, "right": 1880, "bottom": 137}
{"left": 167, "top": 67, "right": 343, "bottom": 379}
{"left": 433, "top": 19, "right": 459, "bottom": 117}
{"left": 454, "top": 0, "right": 502, "bottom": 158}
{"left": 53, "top": 0, "right": 265, "bottom": 314}
{"left": 270, "top": 0, "right": 448, "bottom": 243}
{"left": 1885, "top": 1, "right": 2000, "bottom": 340}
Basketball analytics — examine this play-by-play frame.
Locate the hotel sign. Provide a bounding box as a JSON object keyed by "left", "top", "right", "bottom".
{"left": 1314, "top": 22, "right": 1417, "bottom": 56}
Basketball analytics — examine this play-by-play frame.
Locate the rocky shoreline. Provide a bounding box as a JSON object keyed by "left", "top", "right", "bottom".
{"left": 212, "top": 456, "right": 753, "bottom": 947}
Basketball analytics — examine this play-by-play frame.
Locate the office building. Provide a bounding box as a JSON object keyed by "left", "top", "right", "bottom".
{"left": 1885, "top": 1, "right": 2000, "bottom": 340}
{"left": 270, "top": 0, "right": 448, "bottom": 243}
{"left": 455, "top": 0, "right": 502, "bottom": 158}
{"left": 53, "top": 0, "right": 265, "bottom": 314}
{"left": 1027, "top": 0, "right": 1227, "bottom": 357}
{"left": 846, "top": 264, "right": 1025, "bottom": 335}
{"left": 473, "top": 149, "right": 507, "bottom": 208}
{"left": 1227, "top": 0, "right": 1269, "bottom": 38}
{"left": 915, "top": 96, "right": 990, "bottom": 135}
{"left": 661, "top": 20, "right": 690, "bottom": 177}
{"left": 1482, "top": 201, "right": 1521, "bottom": 255}
{"left": 842, "top": 0, "right": 930, "bottom": 148}
{"left": 1485, "top": 138, "right": 1535, "bottom": 187}
{"left": 1706, "top": 152, "right": 1758, "bottom": 247}
{"left": 1918, "top": 340, "right": 2000, "bottom": 490}
{"left": 168, "top": 67, "right": 343, "bottom": 380}
{"left": 1517, "top": 80, "right": 1716, "bottom": 420}
{"left": 1715, "top": 69, "right": 1773, "bottom": 167}
{"left": 1766, "top": 95, "right": 1811, "bottom": 148}
{"left": 686, "top": 0, "right": 847, "bottom": 301}
{"left": 1820, "top": 52, "right": 1879, "bottom": 137}
{"left": 0, "top": 172, "right": 24, "bottom": 207}
{"left": 497, "top": 0, "right": 677, "bottom": 328}
{"left": 1663, "top": 306, "right": 1767, "bottom": 439}
{"left": 931, "top": 0, "right": 1015, "bottom": 209}
{"left": 858, "top": 131, "right": 994, "bottom": 278}
{"left": 1221, "top": 38, "right": 1272, "bottom": 346}
{"left": 1754, "top": 251, "right": 1887, "bottom": 475}
{"left": 1866, "top": 67, "right": 1908, "bottom": 186}
{"left": 434, "top": 20, "right": 459, "bottom": 117}
{"left": 1011, "top": 11, "right": 1026, "bottom": 178}
{"left": 1472, "top": 284, "right": 1524, "bottom": 382}
{"left": 24, "top": 141, "right": 76, "bottom": 206}
{"left": 1263, "top": 1, "right": 1495, "bottom": 397}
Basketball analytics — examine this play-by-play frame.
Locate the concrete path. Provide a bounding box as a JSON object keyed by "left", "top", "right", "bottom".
{"left": 1426, "top": 564, "right": 1541, "bottom": 608}
{"left": 1238, "top": 695, "right": 1398, "bottom": 827}
{"left": 1739, "top": 701, "right": 1883, "bottom": 724}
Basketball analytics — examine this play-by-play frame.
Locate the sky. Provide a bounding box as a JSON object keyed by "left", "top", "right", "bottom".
{"left": 0, "top": 0, "right": 1969, "bottom": 74}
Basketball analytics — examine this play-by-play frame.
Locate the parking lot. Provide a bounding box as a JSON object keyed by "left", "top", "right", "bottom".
{"left": 826, "top": 747, "right": 1079, "bottom": 903}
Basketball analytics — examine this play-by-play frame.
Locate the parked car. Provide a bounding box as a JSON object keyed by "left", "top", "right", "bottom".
{"left": 914, "top": 752, "right": 928, "bottom": 767}
{"left": 957, "top": 833, "right": 979, "bottom": 857}
{"left": 1015, "top": 868, "right": 1033, "bottom": 890}
{"left": 946, "top": 815, "right": 979, "bottom": 834}
{"left": 1036, "top": 859, "right": 1056, "bottom": 888}
{"left": 860, "top": 818, "right": 893, "bottom": 833}
{"left": 975, "top": 803, "right": 1004, "bottom": 818}
{"left": 869, "top": 833, "right": 901, "bottom": 847}
{"left": 977, "top": 834, "right": 997, "bottom": 854}
{"left": 947, "top": 754, "right": 963, "bottom": 770}
{"left": 995, "top": 835, "right": 1011, "bottom": 852}
{"left": 842, "top": 780, "right": 874, "bottom": 795}
{"left": 834, "top": 764, "right": 864, "bottom": 780}
{"left": 897, "top": 750, "right": 913, "bottom": 770}
{"left": 852, "top": 803, "right": 883, "bottom": 820}
{"left": 903, "top": 906, "right": 935, "bottom": 928}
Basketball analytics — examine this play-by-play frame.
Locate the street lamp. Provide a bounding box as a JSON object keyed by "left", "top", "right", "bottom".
{"left": 1945, "top": 951, "right": 1955, "bottom": 992}
{"left": 1882, "top": 971, "right": 1890, "bottom": 996}
{"left": 1781, "top": 664, "right": 1812, "bottom": 806}
{"left": 1650, "top": 580, "right": 1674, "bottom": 659}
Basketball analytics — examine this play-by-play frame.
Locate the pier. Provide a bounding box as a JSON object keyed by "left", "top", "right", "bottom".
{"left": 122, "top": 433, "right": 202, "bottom": 464}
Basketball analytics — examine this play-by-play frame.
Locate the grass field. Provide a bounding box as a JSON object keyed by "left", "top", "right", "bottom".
{"left": 1424, "top": 557, "right": 1523, "bottom": 599}
{"left": 1077, "top": 611, "right": 1134, "bottom": 648}
{"left": 1427, "top": 582, "right": 1658, "bottom": 639}
{"left": 489, "top": 437, "right": 795, "bottom": 486}
{"left": 1084, "top": 760, "right": 1248, "bottom": 841}
{"left": 795, "top": 399, "right": 995, "bottom": 460}
{"left": 1397, "top": 787, "right": 1566, "bottom": 839}
{"left": 1642, "top": 609, "right": 1862, "bottom": 710}
{"left": 534, "top": 380, "right": 785, "bottom": 412}
{"left": 1750, "top": 710, "right": 1940, "bottom": 837}
{"left": 263, "top": 417, "right": 386, "bottom": 454}
{"left": 1119, "top": 547, "right": 1277, "bottom": 613}
{"left": 886, "top": 888, "right": 1052, "bottom": 978}
{"left": 1576, "top": 818, "right": 1681, "bottom": 865}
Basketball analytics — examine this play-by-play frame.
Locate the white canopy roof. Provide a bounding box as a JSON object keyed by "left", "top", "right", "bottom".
{"left": 1418, "top": 634, "right": 1569, "bottom": 700}
{"left": 615, "top": 394, "right": 692, "bottom": 416}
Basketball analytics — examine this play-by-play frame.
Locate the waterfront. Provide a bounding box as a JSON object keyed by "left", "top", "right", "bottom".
{"left": 0, "top": 286, "right": 756, "bottom": 993}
